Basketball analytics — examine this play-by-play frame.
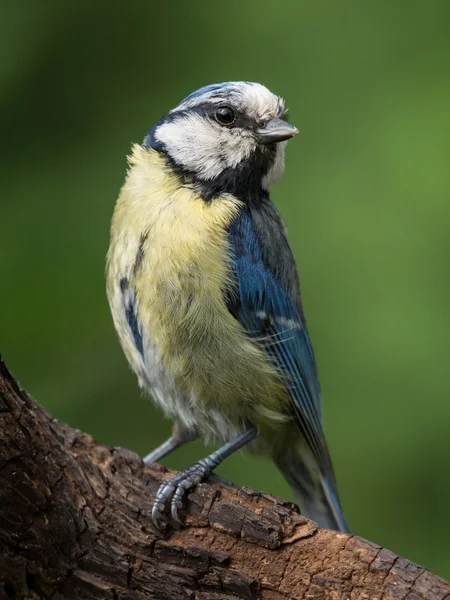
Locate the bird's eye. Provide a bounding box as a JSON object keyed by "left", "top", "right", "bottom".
{"left": 215, "top": 106, "right": 235, "bottom": 125}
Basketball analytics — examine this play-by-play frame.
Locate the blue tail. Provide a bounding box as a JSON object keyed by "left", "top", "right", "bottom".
{"left": 306, "top": 474, "right": 349, "bottom": 533}
{"left": 276, "top": 452, "right": 349, "bottom": 533}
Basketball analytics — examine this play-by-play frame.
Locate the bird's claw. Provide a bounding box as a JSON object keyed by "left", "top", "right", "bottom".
{"left": 151, "top": 458, "right": 214, "bottom": 531}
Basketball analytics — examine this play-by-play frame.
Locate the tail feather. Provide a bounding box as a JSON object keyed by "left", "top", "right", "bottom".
{"left": 318, "top": 474, "right": 349, "bottom": 533}
{"left": 275, "top": 450, "right": 349, "bottom": 533}
{"left": 290, "top": 476, "right": 349, "bottom": 533}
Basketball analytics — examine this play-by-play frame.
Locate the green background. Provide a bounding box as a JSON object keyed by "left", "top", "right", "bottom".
{"left": 1, "top": 0, "right": 449, "bottom": 581}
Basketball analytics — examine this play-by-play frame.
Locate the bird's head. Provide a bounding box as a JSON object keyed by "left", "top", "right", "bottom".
{"left": 143, "top": 82, "right": 298, "bottom": 200}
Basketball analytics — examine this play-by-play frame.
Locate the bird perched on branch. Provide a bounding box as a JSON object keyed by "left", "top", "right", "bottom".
{"left": 106, "top": 81, "right": 349, "bottom": 533}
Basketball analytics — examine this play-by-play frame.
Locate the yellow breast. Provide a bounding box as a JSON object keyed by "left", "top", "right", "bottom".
{"left": 107, "top": 145, "right": 290, "bottom": 434}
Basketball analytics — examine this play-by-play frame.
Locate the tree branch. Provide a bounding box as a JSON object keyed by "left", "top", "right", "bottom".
{"left": 0, "top": 355, "right": 448, "bottom": 600}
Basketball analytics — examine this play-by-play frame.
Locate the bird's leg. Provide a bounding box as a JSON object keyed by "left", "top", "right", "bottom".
{"left": 142, "top": 420, "right": 197, "bottom": 465}
{"left": 152, "top": 426, "right": 257, "bottom": 530}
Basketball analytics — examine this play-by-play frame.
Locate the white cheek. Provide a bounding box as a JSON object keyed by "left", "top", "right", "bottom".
{"left": 262, "top": 143, "right": 286, "bottom": 190}
{"left": 155, "top": 115, "right": 256, "bottom": 179}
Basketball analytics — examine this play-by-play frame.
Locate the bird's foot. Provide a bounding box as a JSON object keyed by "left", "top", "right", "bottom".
{"left": 151, "top": 428, "right": 257, "bottom": 531}
{"left": 151, "top": 457, "right": 215, "bottom": 531}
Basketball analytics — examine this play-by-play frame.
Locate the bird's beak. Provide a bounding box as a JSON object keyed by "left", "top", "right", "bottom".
{"left": 256, "top": 118, "right": 299, "bottom": 144}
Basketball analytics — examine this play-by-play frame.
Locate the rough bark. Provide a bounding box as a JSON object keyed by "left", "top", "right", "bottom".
{"left": 0, "top": 356, "right": 448, "bottom": 600}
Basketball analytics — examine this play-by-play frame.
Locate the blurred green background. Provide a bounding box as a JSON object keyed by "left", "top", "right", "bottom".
{"left": 1, "top": 0, "right": 450, "bottom": 581}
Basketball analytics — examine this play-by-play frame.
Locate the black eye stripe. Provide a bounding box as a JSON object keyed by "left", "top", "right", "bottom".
{"left": 166, "top": 101, "right": 275, "bottom": 132}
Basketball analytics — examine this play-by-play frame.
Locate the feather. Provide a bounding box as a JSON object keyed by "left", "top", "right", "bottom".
{"left": 226, "top": 201, "right": 338, "bottom": 490}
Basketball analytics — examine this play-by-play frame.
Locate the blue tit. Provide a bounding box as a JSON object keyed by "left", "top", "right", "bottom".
{"left": 106, "top": 81, "right": 349, "bottom": 533}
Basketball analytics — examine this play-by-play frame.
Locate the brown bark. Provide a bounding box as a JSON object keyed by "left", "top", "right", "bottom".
{"left": 0, "top": 356, "right": 448, "bottom": 600}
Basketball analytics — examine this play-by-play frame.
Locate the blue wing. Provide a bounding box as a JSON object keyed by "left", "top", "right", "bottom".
{"left": 227, "top": 203, "right": 334, "bottom": 479}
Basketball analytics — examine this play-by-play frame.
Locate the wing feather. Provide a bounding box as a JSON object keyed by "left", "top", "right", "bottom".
{"left": 227, "top": 205, "right": 334, "bottom": 479}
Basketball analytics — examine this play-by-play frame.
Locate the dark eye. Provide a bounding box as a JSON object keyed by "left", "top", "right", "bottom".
{"left": 216, "top": 105, "right": 235, "bottom": 125}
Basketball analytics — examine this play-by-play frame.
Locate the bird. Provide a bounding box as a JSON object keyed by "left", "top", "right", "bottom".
{"left": 106, "top": 81, "right": 349, "bottom": 533}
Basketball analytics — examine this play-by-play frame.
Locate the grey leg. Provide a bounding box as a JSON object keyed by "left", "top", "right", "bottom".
{"left": 152, "top": 427, "right": 257, "bottom": 530}
{"left": 142, "top": 421, "right": 198, "bottom": 465}
{"left": 143, "top": 437, "right": 182, "bottom": 465}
